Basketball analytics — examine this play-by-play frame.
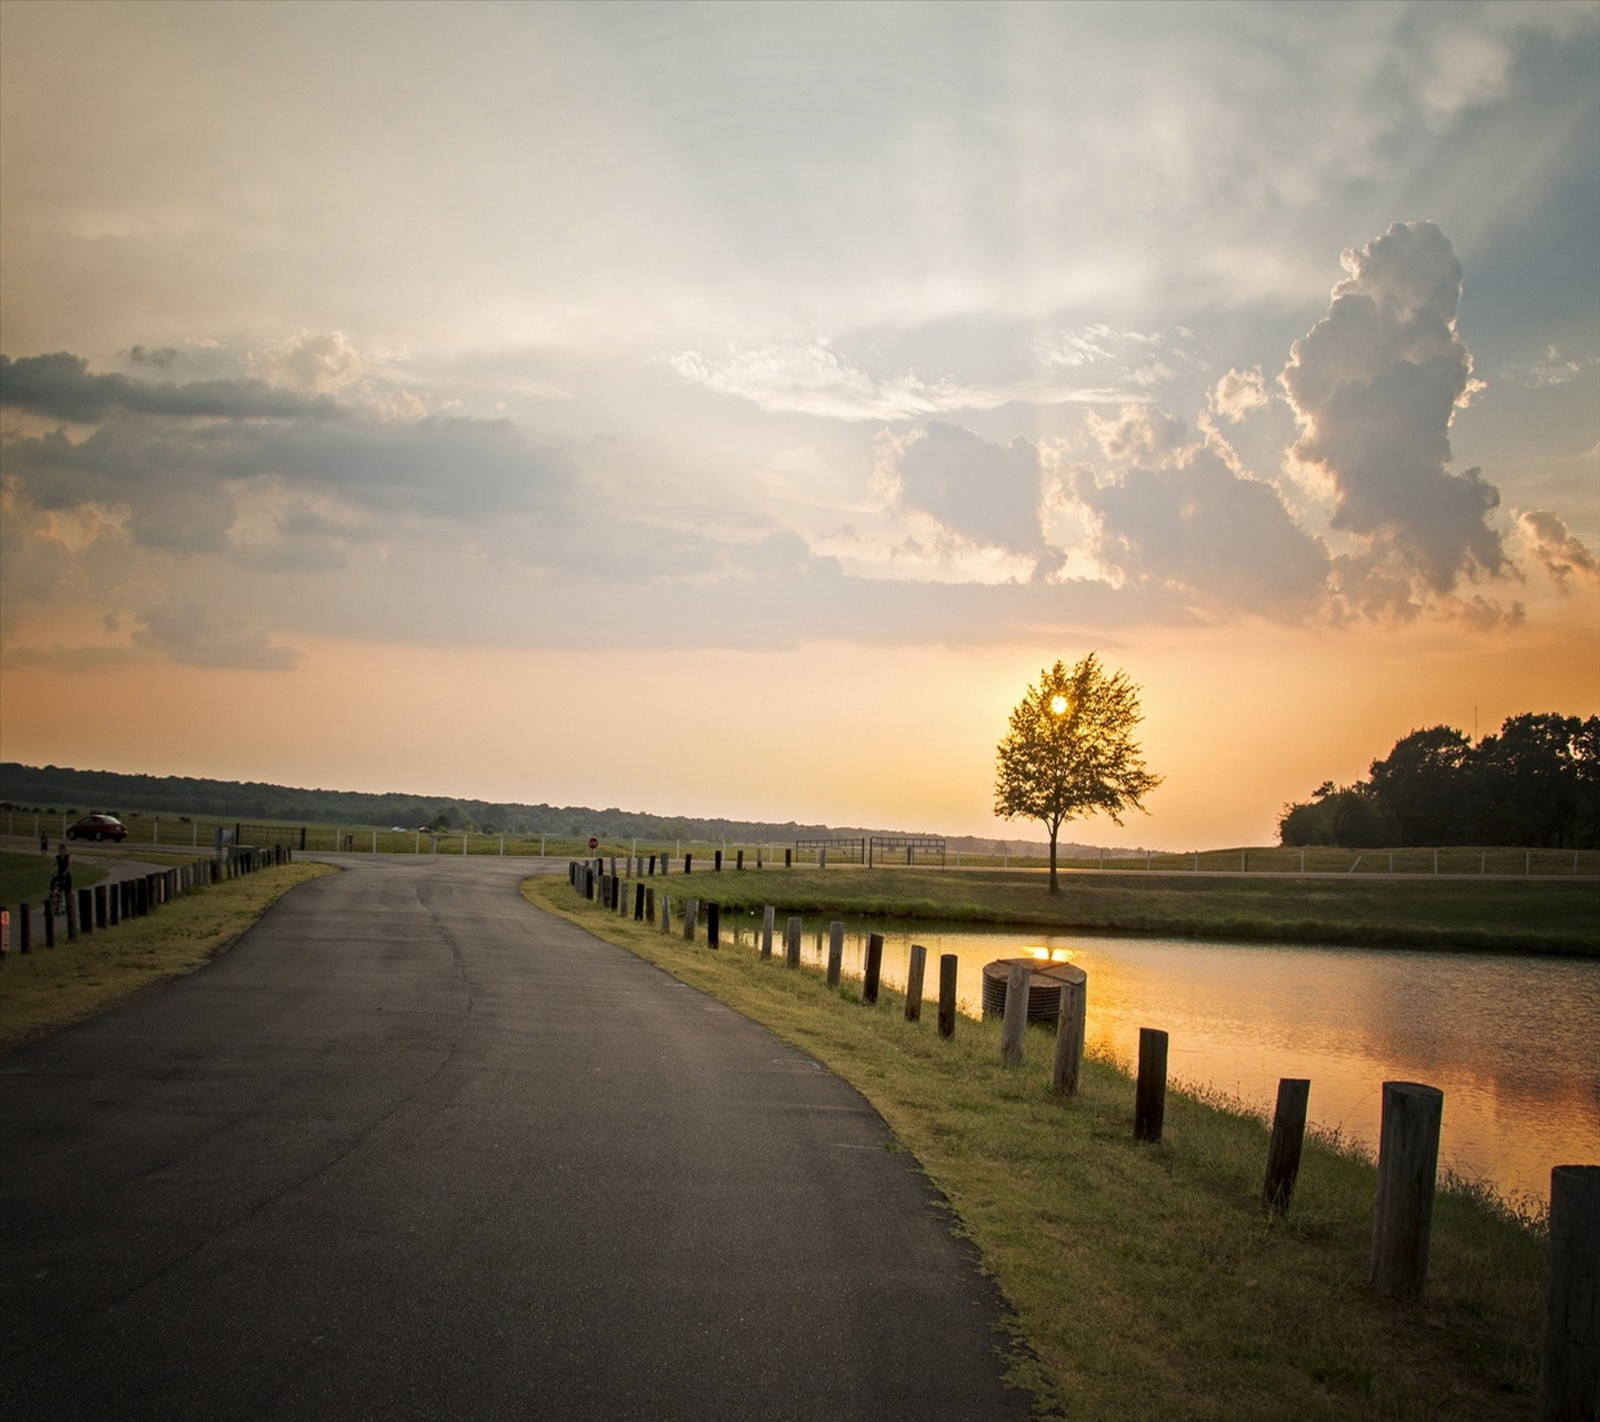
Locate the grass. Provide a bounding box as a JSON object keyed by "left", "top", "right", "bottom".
{"left": 0, "top": 848, "right": 107, "bottom": 908}
{"left": 624, "top": 864, "right": 1600, "bottom": 953}
{"left": 526, "top": 875, "right": 1553, "bottom": 1421}
{"left": 0, "top": 858, "right": 334, "bottom": 1050}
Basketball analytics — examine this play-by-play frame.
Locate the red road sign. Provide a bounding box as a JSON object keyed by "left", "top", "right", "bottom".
{"left": 588, "top": 837, "right": 599, "bottom": 850}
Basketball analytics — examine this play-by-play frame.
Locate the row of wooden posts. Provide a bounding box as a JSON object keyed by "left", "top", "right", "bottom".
{"left": 573, "top": 856, "right": 1598, "bottom": 1415}
{"left": 2, "top": 845, "right": 291, "bottom": 958}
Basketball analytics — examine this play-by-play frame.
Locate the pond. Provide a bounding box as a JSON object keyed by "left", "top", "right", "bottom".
{"left": 721, "top": 912, "right": 1600, "bottom": 1207}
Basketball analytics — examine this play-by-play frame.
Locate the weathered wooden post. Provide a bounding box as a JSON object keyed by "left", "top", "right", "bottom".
{"left": 684, "top": 853, "right": 693, "bottom": 874}
{"left": 1134, "top": 1028, "right": 1169, "bottom": 1142}
{"left": 1370, "top": 1081, "right": 1444, "bottom": 1299}
{"left": 1051, "top": 973, "right": 1087, "bottom": 1096}
{"left": 904, "top": 943, "right": 927, "bottom": 1021}
{"left": 1000, "top": 962, "right": 1029, "bottom": 1067}
{"left": 659, "top": 894, "right": 672, "bottom": 934}
{"left": 1539, "top": 1164, "right": 1600, "bottom": 1422}
{"left": 707, "top": 902, "right": 720, "bottom": 949}
{"left": 785, "top": 915, "right": 802, "bottom": 968}
{"left": 682, "top": 898, "right": 699, "bottom": 943}
{"left": 44, "top": 901, "right": 56, "bottom": 947}
{"left": 19, "top": 903, "right": 31, "bottom": 954}
{"left": 938, "top": 954, "right": 957, "bottom": 1038}
{"left": 827, "top": 921, "right": 845, "bottom": 988}
{"left": 760, "top": 905, "right": 775, "bottom": 959}
{"left": 648, "top": 854, "right": 657, "bottom": 875}
{"left": 65, "top": 889, "right": 78, "bottom": 941}
{"left": 819, "top": 845, "right": 827, "bottom": 870}
{"left": 736, "top": 850, "right": 744, "bottom": 870}
{"left": 108, "top": 881, "right": 119, "bottom": 925}
{"left": 76, "top": 888, "right": 93, "bottom": 936}
{"left": 863, "top": 932, "right": 884, "bottom": 1005}
{"left": 660, "top": 854, "right": 671, "bottom": 875}
{"left": 714, "top": 850, "right": 723, "bottom": 872}
{"left": 785, "top": 848, "right": 792, "bottom": 868}
{"left": 634, "top": 882, "right": 646, "bottom": 921}
{"left": 95, "top": 884, "right": 108, "bottom": 929}
{"left": 1263, "top": 1078, "right": 1312, "bottom": 1214}
{"left": 645, "top": 887, "right": 655, "bottom": 922}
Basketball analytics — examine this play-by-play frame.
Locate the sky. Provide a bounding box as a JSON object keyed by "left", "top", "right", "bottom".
{"left": 2, "top": 0, "right": 1597, "bottom": 850}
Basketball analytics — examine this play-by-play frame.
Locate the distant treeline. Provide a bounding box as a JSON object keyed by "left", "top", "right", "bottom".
{"left": 0, "top": 762, "right": 1059, "bottom": 857}
{"left": 1279, "top": 713, "right": 1599, "bottom": 849}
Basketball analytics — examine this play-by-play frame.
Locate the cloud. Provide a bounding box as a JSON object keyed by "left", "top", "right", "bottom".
{"left": 1505, "top": 346, "right": 1598, "bottom": 389}
{"left": 130, "top": 597, "right": 302, "bottom": 670}
{"left": 1281, "top": 221, "right": 1509, "bottom": 611}
{"left": 1518, "top": 509, "right": 1600, "bottom": 592}
{"left": 1, "top": 354, "right": 577, "bottom": 556}
{"left": 1073, "top": 427, "right": 1331, "bottom": 618}
{"left": 876, "top": 423, "right": 1046, "bottom": 557}
{"left": 671, "top": 340, "right": 1137, "bottom": 421}
{"left": 1208, "top": 366, "right": 1270, "bottom": 423}
{"left": 0, "top": 352, "right": 344, "bottom": 423}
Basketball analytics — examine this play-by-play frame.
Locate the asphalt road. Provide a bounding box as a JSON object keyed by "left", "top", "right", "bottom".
{"left": 1, "top": 854, "right": 1033, "bottom": 1420}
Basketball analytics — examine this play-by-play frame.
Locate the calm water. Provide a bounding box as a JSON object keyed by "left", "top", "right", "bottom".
{"left": 723, "top": 914, "right": 1600, "bottom": 1205}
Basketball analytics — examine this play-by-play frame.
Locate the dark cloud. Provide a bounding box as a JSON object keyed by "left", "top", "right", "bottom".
{"left": 883, "top": 422, "right": 1045, "bottom": 556}
{"left": 0, "top": 352, "right": 344, "bottom": 423}
{"left": 1282, "top": 222, "right": 1509, "bottom": 609}
{"left": 1076, "top": 445, "right": 1331, "bottom": 617}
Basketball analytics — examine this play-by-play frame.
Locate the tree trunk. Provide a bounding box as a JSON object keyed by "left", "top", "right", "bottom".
{"left": 1048, "top": 824, "right": 1060, "bottom": 893}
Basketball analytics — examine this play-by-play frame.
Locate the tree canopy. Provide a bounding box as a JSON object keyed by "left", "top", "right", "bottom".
{"left": 994, "top": 654, "right": 1161, "bottom": 892}
{"left": 1279, "top": 713, "right": 1600, "bottom": 849}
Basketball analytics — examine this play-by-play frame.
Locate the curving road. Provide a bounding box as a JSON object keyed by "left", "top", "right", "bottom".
{"left": 0, "top": 854, "right": 1032, "bottom": 1420}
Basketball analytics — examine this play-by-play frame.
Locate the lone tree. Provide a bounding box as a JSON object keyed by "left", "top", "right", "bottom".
{"left": 994, "top": 654, "right": 1162, "bottom": 893}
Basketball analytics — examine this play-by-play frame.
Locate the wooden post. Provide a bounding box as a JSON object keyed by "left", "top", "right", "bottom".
{"left": 736, "top": 850, "right": 744, "bottom": 870}
{"left": 1135, "top": 1028, "right": 1169, "bottom": 1141}
{"left": 904, "top": 943, "right": 927, "bottom": 1021}
{"left": 634, "top": 882, "right": 646, "bottom": 921}
{"left": 1262, "top": 1078, "right": 1312, "bottom": 1214}
{"left": 1540, "top": 1164, "right": 1600, "bottom": 1422}
{"left": 707, "top": 901, "right": 720, "bottom": 949}
{"left": 95, "top": 884, "right": 108, "bottom": 929}
{"left": 44, "top": 901, "right": 55, "bottom": 947}
{"left": 760, "top": 905, "right": 775, "bottom": 959}
{"left": 785, "top": 915, "right": 802, "bottom": 969}
{"left": 109, "top": 881, "right": 119, "bottom": 925}
{"left": 826, "top": 921, "right": 845, "bottom": 988}
{"left": 1370, "top": 1081, "right": 1444, "bottom": 1299}
{"left": 862, "top": 933, "right": 883, "bottom": 1004}
{"left": 1000, "top": 962, "right": 1030, "bottom": 1067}
{"left": 684, "top": 853, "right": 693, "bottom": 874}
{"left": 659, "top": 894, "right": 672, "bottom": 934}
{"left": 76, "top": 888, "right": 93, "bottom": 936}
{"left": 19, "top": 903, "right": 31, "bottom": 954}
{"left": 65, "top": 888, "right": 78, "bottom": 941}
{"left": 645, "top": 887, "right": 655, "bottom": 922}
{"left": 682, "top": 898, "right": 699, "bottom": 942}
{"left": 1051, "top": 978, "right": 1087, "bottom": 1096}
{"left": 938, "top": 954, "right": 957, "bottom": 1038}
{"left": 785, "top": 848, "right": 792, "bottom": 868}
{"left": 714, "top": 850, "right": 723, "bottom": 872}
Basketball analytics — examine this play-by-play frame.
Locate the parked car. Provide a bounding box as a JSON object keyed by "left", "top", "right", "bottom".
{"left": 66, "top": 813, "right": 128, "bottom": 842}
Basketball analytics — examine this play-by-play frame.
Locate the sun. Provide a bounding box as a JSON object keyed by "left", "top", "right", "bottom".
{"left": 1050, "top": 694, "right": 1069, "bottom": 716}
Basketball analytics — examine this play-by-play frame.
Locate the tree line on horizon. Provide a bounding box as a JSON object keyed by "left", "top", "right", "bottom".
{"left": 1278, "top": 713, "right": 1600, "bottom": 850}
{"left": 0, "top": 761, "right": 1062, "bottom": 857}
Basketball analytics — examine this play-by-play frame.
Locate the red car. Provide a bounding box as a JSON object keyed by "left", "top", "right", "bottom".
{"left": 66, "top": 813, "right": 128, "bottom": 842}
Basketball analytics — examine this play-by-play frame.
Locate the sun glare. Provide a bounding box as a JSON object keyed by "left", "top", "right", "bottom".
{"left": 1050, "top": 694, "right": 1069, "bottom": 715}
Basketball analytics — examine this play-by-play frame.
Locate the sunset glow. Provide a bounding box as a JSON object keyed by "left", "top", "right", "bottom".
{"left": 2, "top": 4, "right": 1596, "bottom": 848}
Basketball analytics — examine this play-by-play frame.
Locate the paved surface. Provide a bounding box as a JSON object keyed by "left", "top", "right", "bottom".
{"left": 1, "top": 854, "right": 1032, "bottom": 1420}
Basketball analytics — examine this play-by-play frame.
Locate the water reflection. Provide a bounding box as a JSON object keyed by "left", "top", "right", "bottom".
{"left": 723, "top": 913, "right": 1600, "bottom": 1204}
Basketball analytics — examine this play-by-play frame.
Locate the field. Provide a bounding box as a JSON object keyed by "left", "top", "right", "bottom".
{"left": 596, "top": 863, "right": 1600, "bottom": 954}
{"left": 528, "top": 874, "right": 1557, "bottom": 1421}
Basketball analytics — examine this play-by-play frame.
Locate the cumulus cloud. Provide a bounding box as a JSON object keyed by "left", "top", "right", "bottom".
{"left": 1518, "top": 509, "right": 1600, "bottom": 592}
{"left": 1208, "top": 366, "right": 1270, "bottom": 423}
{"left": 1282, "top": 221, "right": 1509, "bottom": 613}
{"left": 876, "top": 422, "right": 1046, "bottom": 557}
{"left": 1073, "top": 422, "right": 1331, "bottom": 617}
{"left": 130, "top": 597, "right": 302, "bottom": 670}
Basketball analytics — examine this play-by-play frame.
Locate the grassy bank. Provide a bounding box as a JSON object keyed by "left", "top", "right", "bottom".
{"left": 527, "top": 875, "right": 1552, "bottom": 1421}
{"left": 625, "top": 864, "right": 1600, "bottom": 953}
{"left": 0, "top": 859, "right": 334, "bottom": 1050}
